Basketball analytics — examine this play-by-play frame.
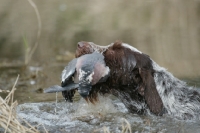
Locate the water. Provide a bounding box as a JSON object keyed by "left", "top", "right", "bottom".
{"left": 0, "top": 63, "right": 65, "bottom": 103}
{"left": 16, "top": 96, "right": 200, "bottom": 133}
{"left": 1, "top": 63, "right": 200, "bottom": 132}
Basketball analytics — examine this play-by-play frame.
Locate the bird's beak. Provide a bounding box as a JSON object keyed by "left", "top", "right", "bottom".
{"left": 78, "top": 85, "right": 92, "bottom": 98}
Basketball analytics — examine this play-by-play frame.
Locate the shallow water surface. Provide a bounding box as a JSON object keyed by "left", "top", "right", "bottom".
{"left": 0, "top": 64, "right": 66, "bottom": 103}
{"left": 17, "top": 96, "right": 200, "bottom": 133}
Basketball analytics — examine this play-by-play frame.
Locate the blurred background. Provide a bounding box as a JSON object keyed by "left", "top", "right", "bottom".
{"left": 0, "top": 0, "right": 200, "bottom": 103}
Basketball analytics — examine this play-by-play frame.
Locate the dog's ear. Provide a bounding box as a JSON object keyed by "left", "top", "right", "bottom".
{"left": 139, "top": 68, "right": 163, "bottom": 115}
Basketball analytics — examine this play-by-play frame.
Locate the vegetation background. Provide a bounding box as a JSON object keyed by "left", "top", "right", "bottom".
{"left": 0, "top": 0, "right": 200, "bottom": 78}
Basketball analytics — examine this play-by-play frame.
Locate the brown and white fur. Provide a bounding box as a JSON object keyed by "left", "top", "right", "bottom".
{"left": 74, "top": 41, "right": 200, "bottom": 120}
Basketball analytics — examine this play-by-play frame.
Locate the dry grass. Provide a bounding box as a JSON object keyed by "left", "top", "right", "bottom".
{"left": 93, "top": 118, "right": 132, "bottom": 133}
{"left": 0, "top": 75, "right": 39, "bottom": 133}
{"left": 121, "top": 118, "right": 132, "bottom": 133}
{"left": 24, "top": 0, "right": 41, "bottom": 65}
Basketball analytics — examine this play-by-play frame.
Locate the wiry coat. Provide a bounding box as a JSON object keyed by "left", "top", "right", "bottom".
{"left": 74, "top": 41, "right": 200, "bottom": 120}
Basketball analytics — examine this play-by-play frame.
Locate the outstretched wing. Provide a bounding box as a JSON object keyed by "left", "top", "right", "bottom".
{"left": 61, "top": 58, "right": 79, "bottom": 102}
{"left": 61, "top": 58, "right": 77, "bottom": 87}
{"left": 44, "top": 84, "right": 79, "bottom": 93}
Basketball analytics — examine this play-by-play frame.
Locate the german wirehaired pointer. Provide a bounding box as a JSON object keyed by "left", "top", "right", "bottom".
{"left": 45, "top": 41, "right": 200, "bottom": 120}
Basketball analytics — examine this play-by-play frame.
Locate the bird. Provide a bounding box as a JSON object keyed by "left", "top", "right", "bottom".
{"left": 44, "top": 52, "right": 110, "bottom": 102}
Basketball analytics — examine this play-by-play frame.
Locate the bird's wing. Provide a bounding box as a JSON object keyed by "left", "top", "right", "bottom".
{"left": 44, "top": 84, "right": 79, "bottom": 93}
{"left": 61, "top": 58, "right": 77, "bottom": 87}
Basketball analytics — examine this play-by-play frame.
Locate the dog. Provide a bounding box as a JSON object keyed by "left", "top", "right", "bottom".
{"left": 45, "top": 41, "right": 200, "bottom": 120}
{"left": 73, "top": 41, "right": 200, "bottom": 120}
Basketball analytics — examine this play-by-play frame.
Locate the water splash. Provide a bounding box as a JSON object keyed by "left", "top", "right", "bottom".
{"left": 16, "top": 95, "right": 200, "bottom": 133}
